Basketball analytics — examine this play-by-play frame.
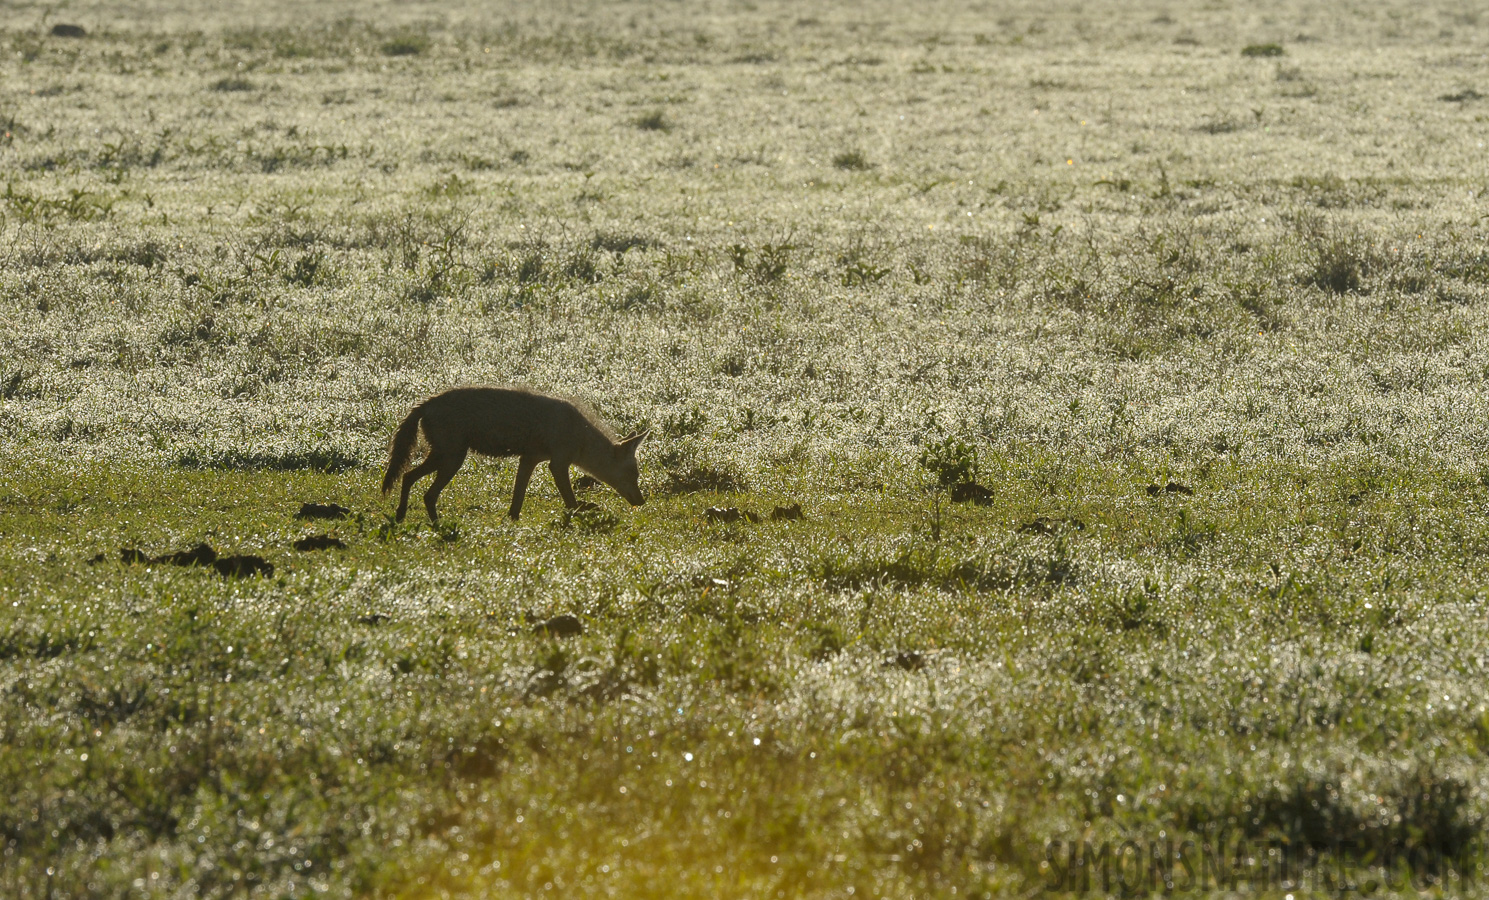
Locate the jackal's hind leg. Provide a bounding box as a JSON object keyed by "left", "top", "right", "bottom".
{"left": 509, "top": 455, "right": 539, "bottom": 520}
{"left": 396, "top": 457, "right": 439, "bottom": 522}
{"left": 422, "top": 449, "right": 468, "bottom": 524}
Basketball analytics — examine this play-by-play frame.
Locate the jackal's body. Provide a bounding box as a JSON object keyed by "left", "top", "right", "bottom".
{"left": 382, "top": 386, "right": 647, "bottom": 523}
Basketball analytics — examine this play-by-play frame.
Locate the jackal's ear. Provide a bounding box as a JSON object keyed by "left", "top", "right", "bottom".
{"left": 617, "top": 430, "right": 649, "bottom": 455}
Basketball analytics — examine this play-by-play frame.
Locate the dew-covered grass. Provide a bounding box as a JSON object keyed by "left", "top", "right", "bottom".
{"left": 4, "top": 0, "right": 1489, "bottom": 897}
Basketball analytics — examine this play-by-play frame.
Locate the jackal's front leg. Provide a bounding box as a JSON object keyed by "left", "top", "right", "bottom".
{"left": 509, "top": 455, "right": 539, "bottom": 520}
{"left": 550, "top": 460, "right": 578, "bottom": 509}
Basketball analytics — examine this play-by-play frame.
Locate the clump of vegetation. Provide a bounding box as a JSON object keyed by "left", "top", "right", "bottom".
{"left": 381, "top": 32, "right": 430, "bottom": 56}
{"left": 286, "top": 248, "right": 330, "bottom": 286}
{"left": 1439, "top": 88, "right": 1484, "bottom": 103}
{"left": 832, "top": 149, "right": 872, "bottom": 171}
{"left": 634, "top": 110, "right": 672, "bottom": 131}
{"left": 1241, "top": 42, "right": 1284, "bottom": 56}
{"left": 838, "top": 241, "right": 891, "bottom": 286}
{"left": 917, "top": 435, "right": 978, "bottom": 489}
{"left": 728, "top": 240, "right": 793, "bottom": 283}
{"left": 1302, "top": 229, "right": 1381, "bottom": 294}
{"left": 209, "top": 77, "right": 255, "bottom": 92}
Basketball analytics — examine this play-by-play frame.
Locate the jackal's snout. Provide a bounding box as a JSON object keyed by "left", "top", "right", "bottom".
{"left": 612, "top": 474, "right": 644, "bottom": 506}
{"left": 613, "top": 430, "right": 649, "bottom": 507}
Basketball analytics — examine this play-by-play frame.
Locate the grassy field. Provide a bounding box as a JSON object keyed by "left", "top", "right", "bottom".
{"left": 3, "top": 0, "right": 1489, "bottom": 896}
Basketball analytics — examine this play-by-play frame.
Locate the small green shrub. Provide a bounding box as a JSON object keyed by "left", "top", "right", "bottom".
{"left": 832, "top": 149, "right": 872, "bottom": 171}
{"left": 728, "top": 241, "right": 793, "bottom": 283}
{"left": 634, "top": 111, "right": 671, "bottom": 132}
{"left": 561, "top": 246, "right": 601, "bottom": 283}
{"left": 1241, "top": 43, "right": 1284, "bottom": 57}
{"left": 918, "top": 435, "right": 978, "bottom": 489}
{"left": 1103, "top": 582, "right": 1168, "bottom": 634}
{"left": 382, "top": 34, "right": 430, "bottom": 56}
{"left": 287, "top": 249, "right": 328, "bottom": 287}
{"left": 839, "top": 244, "right": 891, "bottom": 287}
{"left": 1306, "top": 234, "right": 1375, "bottom": 294}
{"left": 515, "top": 247, "right": 547, "bottom": 284}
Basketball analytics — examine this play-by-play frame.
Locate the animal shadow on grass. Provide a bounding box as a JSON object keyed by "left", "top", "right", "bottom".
{"left": 705, "top": 501, "right": 805, "bottom": 525}
{"left": 950, "top": 482, "right": 993, "bottom": 505}
{"left": 295, "top": 502, "right": 351, "bottom": 520}
{"left": 212, "top": 555, "right": 274, "bottom": 578}
{"left": 530, "top": 613, "right": 584, "bottom": 638}
{"left": 293, "top": 534, "right": 347, "bottom": 551}
{"left": 111, "top": 542, "right": 274, "bottom": 578}
{"left": 771, "top": 503, "right": 805, "bottom": 521}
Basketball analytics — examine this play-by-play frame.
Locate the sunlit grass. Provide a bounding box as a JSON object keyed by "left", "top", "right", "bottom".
{"left": 4, "top": 455, "right": 1489, "bottom": 895}
{"left": 3, "top": 0, "right": 1489, "bottom": 896}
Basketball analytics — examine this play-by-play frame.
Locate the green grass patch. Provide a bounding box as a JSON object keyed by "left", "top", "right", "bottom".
{"left": 2, "top": 458, "right": 1488, "bottom": 894}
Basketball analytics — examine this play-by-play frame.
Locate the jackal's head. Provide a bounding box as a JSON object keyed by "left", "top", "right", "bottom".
{"left": 598, "top": 430, "right": 648, "bottom": 506}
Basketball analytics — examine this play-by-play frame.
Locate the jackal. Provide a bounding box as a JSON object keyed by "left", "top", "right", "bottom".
{"left": 381, "top": 386, "right": 647, "bottom": 523}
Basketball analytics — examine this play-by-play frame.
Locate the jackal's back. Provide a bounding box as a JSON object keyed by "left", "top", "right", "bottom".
{"left": 418, "top": 386, "right": 609, "bottom": 460}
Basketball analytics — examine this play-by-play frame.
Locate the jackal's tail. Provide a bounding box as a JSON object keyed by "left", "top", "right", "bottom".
{"left": 381, "top": 406, "right": 424, "bottom": 495}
